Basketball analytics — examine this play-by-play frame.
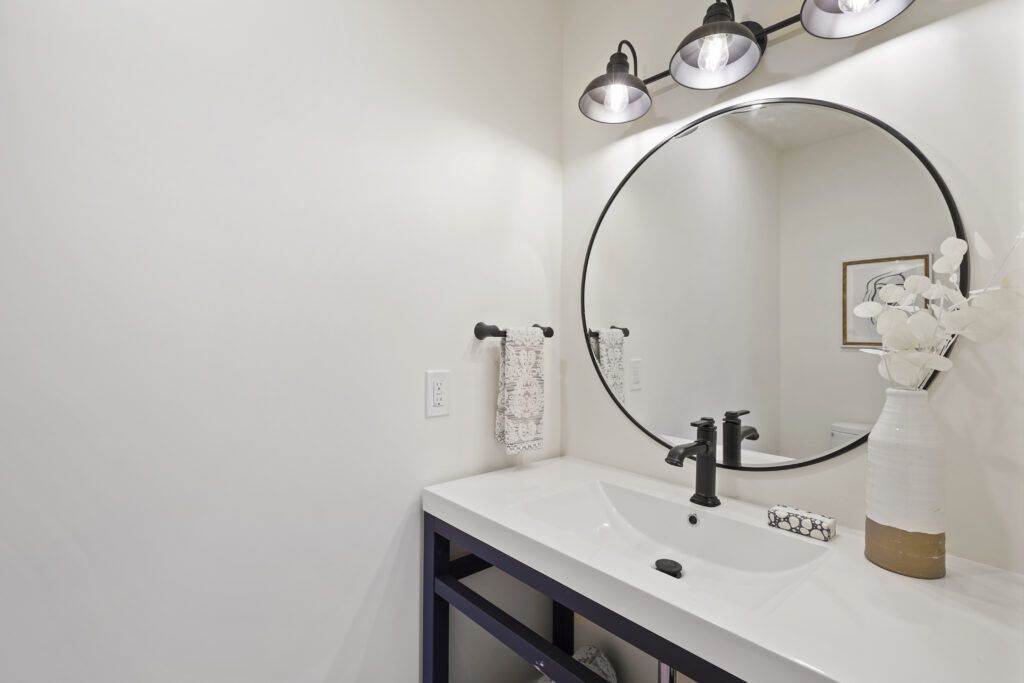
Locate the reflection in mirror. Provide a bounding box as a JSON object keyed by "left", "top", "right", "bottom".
{"left": 583, "top": 100, "right": 964, "bottom": 470}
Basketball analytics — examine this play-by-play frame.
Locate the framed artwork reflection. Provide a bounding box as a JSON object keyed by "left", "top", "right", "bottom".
{"left": 842, "top": 254, "right": 930, "bottom": 347}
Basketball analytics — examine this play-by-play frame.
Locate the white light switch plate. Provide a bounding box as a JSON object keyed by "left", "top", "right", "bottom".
{"left": 629, "top": 358, "right": 642, "bottom": 391}
{"left": 425, "top": 370, "right": 450, "bottom": 417}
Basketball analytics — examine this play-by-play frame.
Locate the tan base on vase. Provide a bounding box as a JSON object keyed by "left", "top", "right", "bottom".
{"left": 865, "top": 517, "right": 946, "bottom": 579}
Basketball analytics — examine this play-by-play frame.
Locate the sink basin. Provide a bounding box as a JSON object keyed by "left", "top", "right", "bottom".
{"left": 516, "top": 481, "right": 826, "bottom": 575}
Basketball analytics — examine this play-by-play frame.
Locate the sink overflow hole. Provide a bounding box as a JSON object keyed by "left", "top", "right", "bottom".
{"left": 688, "top": 514, "right": 699, "bottom": 526}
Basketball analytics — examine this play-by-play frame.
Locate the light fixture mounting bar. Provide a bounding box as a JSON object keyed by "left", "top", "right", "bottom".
{"left": 757, "top": 14, "right": 801, "bottom": 38}
{"left": 642, "top": 70, "right": 672, "bottom": 86}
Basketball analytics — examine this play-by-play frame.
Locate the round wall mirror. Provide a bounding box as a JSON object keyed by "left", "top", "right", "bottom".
{"left": 581, "top": 98, "right": 967, "bottom": 470}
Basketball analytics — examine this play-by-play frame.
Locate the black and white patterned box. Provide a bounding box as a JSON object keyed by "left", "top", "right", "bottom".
{"left": 767, "top": 505, "right": 837, "bottom": 542}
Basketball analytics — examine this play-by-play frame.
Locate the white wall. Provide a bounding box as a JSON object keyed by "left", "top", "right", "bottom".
{"left": 0, "top": 2, "right": 563, "bottom": 682}
{"left": 585, "top": 119, "right": 782, "bottom": 450}
{"left": 777, "top": 126, "right": 954, "bottom": 456}
{"left": 562, "top": 1, "right": 1023, "bottom": 678}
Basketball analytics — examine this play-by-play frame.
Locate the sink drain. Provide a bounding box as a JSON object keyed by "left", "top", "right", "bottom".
{"left": 655, "top": 558, "right": 683, "bottom": 579}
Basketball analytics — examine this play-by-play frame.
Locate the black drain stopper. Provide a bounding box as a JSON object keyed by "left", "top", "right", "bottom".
{"left": 655, "top": 558, "right": 683, "bottom": 579}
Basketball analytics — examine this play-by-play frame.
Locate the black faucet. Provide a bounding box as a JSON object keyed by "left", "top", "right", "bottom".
{"left": 722, "top": 410, "right": 759, "bottom": 467}
{"left": 665, "top": 418, "right": 720, "bottom": 508}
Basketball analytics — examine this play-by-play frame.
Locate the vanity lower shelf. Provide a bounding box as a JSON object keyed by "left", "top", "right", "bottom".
{"left": 422, "top": 457, "right": 1024, "bottom": 683}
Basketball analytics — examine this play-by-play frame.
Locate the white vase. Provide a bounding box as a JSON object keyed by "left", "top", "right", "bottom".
{"left": 865, "top": 388, "right": 946, "bottom": 579}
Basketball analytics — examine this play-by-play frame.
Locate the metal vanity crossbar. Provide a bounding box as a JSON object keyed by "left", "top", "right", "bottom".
{"left": 423, "top": 512, "right": 743, "bottom": 682}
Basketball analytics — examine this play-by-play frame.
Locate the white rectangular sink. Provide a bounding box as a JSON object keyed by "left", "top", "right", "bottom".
{"left": 517, "top": 481, "right": 826, "bottom": 574}
{"left": 515, "top": 481, "right": 830, "bottom": 615}
{"left": 424, "top": 457, "right": 1024, "bottom": 683}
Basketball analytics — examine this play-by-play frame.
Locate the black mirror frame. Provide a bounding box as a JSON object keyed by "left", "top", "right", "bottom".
{"left": 580, "top": 97, "right": 969, "bottom": 472}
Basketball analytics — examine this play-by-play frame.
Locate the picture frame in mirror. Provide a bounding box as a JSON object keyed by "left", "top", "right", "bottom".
{"left": 842, "top": 254, "right": 931, "bottom": 347}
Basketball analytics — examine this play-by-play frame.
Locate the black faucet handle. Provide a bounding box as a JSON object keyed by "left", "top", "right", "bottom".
{"left": 724, "top": 410, "right": 750, "bottom": 422}
{"left": 690, "top": 417, "right": 717, "bottom": 444}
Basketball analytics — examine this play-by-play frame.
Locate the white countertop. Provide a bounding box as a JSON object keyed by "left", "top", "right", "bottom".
{"left": 423, "top": 457, "right": 1024, "bottom": 683}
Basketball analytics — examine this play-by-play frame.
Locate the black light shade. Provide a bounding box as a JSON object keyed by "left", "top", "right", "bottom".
{"left": 579, "top": 51, "right": 652, "bottom": 124}
{"left": 670, "top": 3, "right": 764, "bottom": 90}
{"left": 801, "top": 0, "right": 915, "bottom": 39}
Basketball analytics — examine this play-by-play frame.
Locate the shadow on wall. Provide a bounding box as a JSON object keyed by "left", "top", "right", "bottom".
{"left": 324, "top": 500, "right": 421, "bottom": 680}
{"left": 324, "top": 498, "right": 549, "bottom": 682}
{"left": 634, "top": 0, "right": 994, "bottom": 131}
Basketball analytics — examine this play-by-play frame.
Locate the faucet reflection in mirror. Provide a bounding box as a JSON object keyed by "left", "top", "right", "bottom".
{"left": 857, "top": 231, "right": 1024, "bottom": 578}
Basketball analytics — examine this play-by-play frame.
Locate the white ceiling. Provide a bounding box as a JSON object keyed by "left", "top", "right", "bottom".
{"left": 725, "top": 103, "right": 871, "bottom": 151}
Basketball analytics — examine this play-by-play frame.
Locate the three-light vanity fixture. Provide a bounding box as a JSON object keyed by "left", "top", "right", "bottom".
{"left": 578, "top": 0, "right": 915, "bottom": 123}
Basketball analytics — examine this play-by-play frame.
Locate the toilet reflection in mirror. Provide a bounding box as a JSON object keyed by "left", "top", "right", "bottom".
{"left": 582, "top": 99, "right": 966, "bottom": 470}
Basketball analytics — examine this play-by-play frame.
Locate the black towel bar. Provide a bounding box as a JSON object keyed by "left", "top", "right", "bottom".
{"left": 587, "top": 325, "right": 630, "bottom": 338}
{"left": 474, "top": 322, "right": 555, "bottom": 340}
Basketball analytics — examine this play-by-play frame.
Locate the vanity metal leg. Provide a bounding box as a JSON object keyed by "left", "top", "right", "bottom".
{"left": 553, "top": 601, "right": 574, "bottom": 655}
{"left": 659, "top": 662, "right": 677, "bottom": 683}
{"left": 423, "top": 515, "right": 450, "bottom": 683}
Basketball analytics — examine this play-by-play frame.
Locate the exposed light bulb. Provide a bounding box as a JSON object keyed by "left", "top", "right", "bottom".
{"left": 838, "top": 0, "right": 878, "bottom": 13}
{"left": 697, "top": 33, "right": 731, "bottom": 73}
{"left": 603, "top": 84, "right": 630, "bottom": 114}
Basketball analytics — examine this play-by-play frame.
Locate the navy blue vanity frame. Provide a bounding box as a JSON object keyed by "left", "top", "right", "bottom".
{"left": 423, "top": 512, "right": 744, "bottom": 682}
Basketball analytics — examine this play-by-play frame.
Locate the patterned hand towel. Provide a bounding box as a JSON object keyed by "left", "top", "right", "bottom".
{"left": 590, "top": 328, "right": 625, "bottom": 403}
{"left": 495, "top": 326, "right": 545, "bottom": 456}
